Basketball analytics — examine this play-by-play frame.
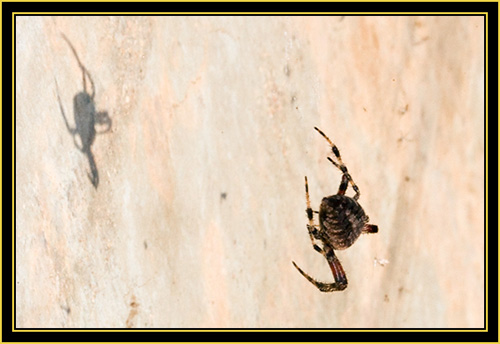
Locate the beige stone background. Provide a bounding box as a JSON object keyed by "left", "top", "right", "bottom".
{"left": 15, "top": 16, "right": 484, "bottom": 328}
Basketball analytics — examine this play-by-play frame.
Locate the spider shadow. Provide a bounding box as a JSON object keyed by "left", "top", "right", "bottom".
{"left": 55, "top": 34, "right": 112, "bottom": 189}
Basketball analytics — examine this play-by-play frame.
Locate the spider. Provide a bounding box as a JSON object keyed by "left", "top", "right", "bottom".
{"left": 292, "top": 127, "right": 378, "bottom": 292}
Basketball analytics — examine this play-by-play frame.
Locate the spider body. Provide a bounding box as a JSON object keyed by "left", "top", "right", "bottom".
{"left": 292, "top": 127, "right": 378, "bottom": 292}
{"left": 318, "top": 195, "right": 368, "bottom": 250}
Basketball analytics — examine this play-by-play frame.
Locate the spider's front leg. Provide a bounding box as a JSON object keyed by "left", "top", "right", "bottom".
{"left": 292, "top": 244, "right": 347, "bottom": 292}
{"left": 314, "top": 126, "right": 361, "bottom": 200}
{"left": 337, "top": 173, "right": 348, "bottom": 196}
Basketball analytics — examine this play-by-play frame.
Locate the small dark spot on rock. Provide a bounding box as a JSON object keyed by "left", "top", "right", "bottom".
{"left": 144, "top": 241, "right": 148, "bottom": 249}
{"left": 384, "top": 294, "right": 389, "bottom": 302}
{"left": 405, "top": 176, "right": 410, "bottom": 182}
{"left": 61, "top": 305, "right": 71, "bottom": 314}
{"left": 126, "top": 296, "right": 139, "bottom": 328}
{"left": 220, "top": 192, "right": 227, "bottom": 201}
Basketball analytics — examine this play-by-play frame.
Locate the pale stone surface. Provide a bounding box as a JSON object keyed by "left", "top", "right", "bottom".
{"left": 16, "top": 16, "right": 484, "bottom": 328}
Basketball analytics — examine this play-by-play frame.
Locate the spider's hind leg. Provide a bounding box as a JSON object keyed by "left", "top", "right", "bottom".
{"left": 292, "top": 245, "right": 348, "bottom": 292}
{"left": 305, "top": 176, "right": 322, "bottom": 254}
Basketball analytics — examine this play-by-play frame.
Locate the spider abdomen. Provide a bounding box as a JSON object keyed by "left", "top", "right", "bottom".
{"left": 318, "top": 195, "right": 368, "bottom": 250}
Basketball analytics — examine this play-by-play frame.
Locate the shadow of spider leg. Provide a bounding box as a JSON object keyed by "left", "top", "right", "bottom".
{"left": 95, "top": 110, "right": 112, "bottom": 134}
{"left": 84, "top": 150, "right": 99, "bottom": 188}
{"left": 55, "top": 78, "right": 77, "bottom": 139}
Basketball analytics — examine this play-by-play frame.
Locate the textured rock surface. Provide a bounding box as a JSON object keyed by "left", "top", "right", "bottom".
{"left": 16, "top": 16, "right": 484, "bottom": 328}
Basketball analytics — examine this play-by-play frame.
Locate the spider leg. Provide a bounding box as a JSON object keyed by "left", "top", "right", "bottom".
{"left": 305, "top": 176, "right": 322, "bottom": 254}
{"left": 327, "top": 157, "right": 360, "bottom": 200}
{"left": 337, "top": 174, "right": 348, "bottom": 196}
{"left": 314, "top": 127, "right": 361, "bottom": 200}
{"left": 298, "top": 173, "right": 348, "bottom": 292}
{"left": 292, "top": 245, "right": 347, "bottom": 292}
